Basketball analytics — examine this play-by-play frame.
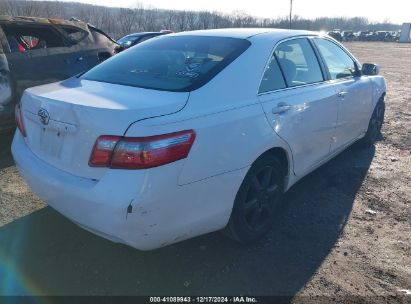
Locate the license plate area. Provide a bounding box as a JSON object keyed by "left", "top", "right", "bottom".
{"left": 25, "top": 110, "right": 77, "bottom": 160}
{"left": 39, "top": 127, "right": 65, "bottom": 159}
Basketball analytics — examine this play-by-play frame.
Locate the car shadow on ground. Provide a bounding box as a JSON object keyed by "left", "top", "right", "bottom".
{"left": 0, "top": 143, "right": 375, "bottom": 297}
{"left": 0, "top": 131, "right": 14, "bottom": 170}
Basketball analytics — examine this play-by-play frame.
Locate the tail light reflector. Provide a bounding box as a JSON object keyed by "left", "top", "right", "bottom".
{"left": 89, "top": 130, "right": 196, "bottom": 169}
{"left": 15, "top": 103, "right": 27, "bottom": 137}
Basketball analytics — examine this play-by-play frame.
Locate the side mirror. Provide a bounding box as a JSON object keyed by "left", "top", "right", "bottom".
{"left": 361, "top": 63, "right": 380, "bottom": 76}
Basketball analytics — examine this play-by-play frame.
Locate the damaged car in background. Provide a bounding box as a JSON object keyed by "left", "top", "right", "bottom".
{"left": 0, "top": 15, "right": 122, "bottom": 133}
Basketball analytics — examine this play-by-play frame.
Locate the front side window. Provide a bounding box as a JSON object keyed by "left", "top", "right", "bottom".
{"left": 314, "top": 38, "right": 357, "bottom": 80}
{"left": 274, "top": 38, "right": 324, "bottom": 87}
{"left": 82, "top": 35, "right": 250, "bottom": 92}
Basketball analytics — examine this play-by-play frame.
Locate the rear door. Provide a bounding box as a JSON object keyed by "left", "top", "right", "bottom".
{"left": 24, "top": 24, "right": 87, "bottom": 81}
{"left": 1, "top": 23, "right": 87, "bottom": 89}
{"left": 312, "top": 38, "right": 373, "bottom": 151}
{"left": 258, "top": 37, "right": 339, "bottom": 177}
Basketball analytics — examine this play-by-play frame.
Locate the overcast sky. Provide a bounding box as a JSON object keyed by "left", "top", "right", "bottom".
{"left": 53, "top": 0, "right": 409, "bottom": 24}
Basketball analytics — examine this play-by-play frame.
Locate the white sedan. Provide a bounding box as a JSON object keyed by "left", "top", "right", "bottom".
{"left": 12, "top": 29, "right": 386, "bottom": 250}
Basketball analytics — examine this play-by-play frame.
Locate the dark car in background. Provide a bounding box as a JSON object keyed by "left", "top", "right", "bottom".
{"left": 117, "top": 31, "right": 172, "bottom": 49}
{"left": 355, "top": 31, "right": 368, "bottom": 41}
{"left": 327, "top": 30, "right": 343, "bottom": 42}
{"left": 0, "top": 15, "right": 121, "bottom": 133}
{"left": 342, "top": 31, "right": 354, "bottom": 42}
{"left": 375, "top": 31, "right": 396, "bottom": 42}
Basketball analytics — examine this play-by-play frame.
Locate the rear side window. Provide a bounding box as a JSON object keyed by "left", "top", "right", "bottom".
{"left": 313, "top": 38, "right": 357, "bottom": 79}
{"left": 274, "top": 38, "right": 323, "bottom": 87}
{"left": 259, "top": 55, "right": 286, "bottom": 93}
{"left": 81, "top": 35, "right": 250, "bottom": 92}
{"left": 2, "top": 24, "right": 65, "bottom": 52}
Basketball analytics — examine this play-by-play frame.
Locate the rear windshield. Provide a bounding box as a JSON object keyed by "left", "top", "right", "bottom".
{"left": 81, "top": 35, "right": 250, "bottom": 92}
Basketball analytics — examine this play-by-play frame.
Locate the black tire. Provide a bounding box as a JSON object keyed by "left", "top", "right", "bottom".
{"left": 361, "top": 99, "right": 385, "bottom": 146}
{"left": 224, "top": 154, "right": 285, "bottom": 243}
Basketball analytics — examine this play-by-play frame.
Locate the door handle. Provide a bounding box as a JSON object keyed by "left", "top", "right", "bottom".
{"left": 272, "top": 103, "right": 291, "bottom": 114}
{"left": 337, "top": 91, "right": 348, "bottom": 98}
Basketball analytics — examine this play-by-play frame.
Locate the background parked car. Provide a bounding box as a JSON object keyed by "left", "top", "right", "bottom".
{"left": 342, "top": 31, "right": 354, "bottom": 42}
{"left": 327, "top": 30, "right": 342, "bottom": 42}
{"left": 117, "top": 30, "right": 172, "bottom": 49}
{"left": 0, "top": 15, "right": 122, "bottom": 134}
{"left": 354, "top": 31, "right": 368, "bottom": 41}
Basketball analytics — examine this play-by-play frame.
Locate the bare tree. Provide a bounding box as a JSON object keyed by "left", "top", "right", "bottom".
{"left": 0, "top": 0, "right": 8, "bottom": 15}
{"left": 186, "top": 11, "right": 197, "bottom": 30}
{"left": 118, "top": 8, "right": 137, "bottom": 35}
{"left": 198, "top": 11, "right": 212, "bottom": 29}
{"left": 161, "top": 10, "right": 176, "bottom": 31}
{"left": 141, "top": 8, "right": 157, "bottom": 31}
{"left": 7, "top": 0, "right": 42, "bottom": 16}
{"left": 0, "top": 0, "right": 402, "bottom": 38}
{"left": 133, "top": 3, "right": 145, "bottom": 32}
{"left": 176, "top": 10, "right": 187, "bottom": 31}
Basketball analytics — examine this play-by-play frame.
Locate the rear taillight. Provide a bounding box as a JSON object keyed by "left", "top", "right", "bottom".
{"left": 89, "top": 130, "right": 196, "bottom": 169}
{"left": 89, "top": 135, "right": 122, "bottom": 167}
{"left": 15, "top": 103, "right": 27, "bottom": 137}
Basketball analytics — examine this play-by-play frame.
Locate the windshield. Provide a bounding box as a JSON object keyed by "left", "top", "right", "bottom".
{"left": 117, "top": 35, "right": 140, "bottom": 45}
{"left": 81, "top": 35, "right": 250, "bottom": 92}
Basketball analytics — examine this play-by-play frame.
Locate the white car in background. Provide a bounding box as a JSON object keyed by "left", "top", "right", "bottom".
{"left": 12, "top": 29, "right": 386, "bottom": 250}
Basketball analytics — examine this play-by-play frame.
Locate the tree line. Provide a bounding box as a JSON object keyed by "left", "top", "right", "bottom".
{"left": 0, "top": 0, "right": 401, "bottom": 39}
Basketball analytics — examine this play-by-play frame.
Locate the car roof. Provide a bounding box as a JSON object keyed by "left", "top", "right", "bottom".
{"left": 121, "top": 32, "right": 164, "bottom": 39}
{"left": 170, "top": 28, "right": 318, "bottom": 40}
{"left": 0, "top": 15, "right": 88, "bottom": 31}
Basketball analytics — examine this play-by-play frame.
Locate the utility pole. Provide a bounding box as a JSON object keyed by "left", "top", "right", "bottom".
{"left": 289, "top": 0, "right": 293, "bottom": 29}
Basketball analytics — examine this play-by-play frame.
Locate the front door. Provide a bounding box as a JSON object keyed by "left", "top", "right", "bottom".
{"left": 312, "top": 38, "right": 373, "bottom": 151}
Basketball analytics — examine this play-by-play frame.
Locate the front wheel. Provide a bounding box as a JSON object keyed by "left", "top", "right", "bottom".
{"left": 224, "top": 155, "right": 285, "bottom": 243}
{"left": 361, "top": 100, "right": 385, "bottom": 146}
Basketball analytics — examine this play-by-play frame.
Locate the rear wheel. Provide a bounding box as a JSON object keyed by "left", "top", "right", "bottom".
{"left": 224, "top": 155, "right": 285, "bottom": 243}
{"left": 361, "top": 99, "right": 385, "bottom": 146}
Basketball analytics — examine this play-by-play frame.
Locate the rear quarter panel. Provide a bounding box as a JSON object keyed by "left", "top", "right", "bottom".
{"left": 127, "top": 102, "right": 292, "bottom": 186}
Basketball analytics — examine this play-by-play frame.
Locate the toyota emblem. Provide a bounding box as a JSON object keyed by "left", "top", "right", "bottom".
{"left": 38, "top": 108, "right": 50, "bottom": 125}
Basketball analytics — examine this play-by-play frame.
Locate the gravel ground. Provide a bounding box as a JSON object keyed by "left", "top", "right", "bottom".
{"left": 0, "top": 42, "right": 410, "bottom": 302}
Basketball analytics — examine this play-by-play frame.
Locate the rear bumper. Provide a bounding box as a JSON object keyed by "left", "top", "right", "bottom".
{"left": 12, "top": 131, "right": 248, "bottom": 250}
{"left": 12, "top": 130, "right": 139, "bottom": 245}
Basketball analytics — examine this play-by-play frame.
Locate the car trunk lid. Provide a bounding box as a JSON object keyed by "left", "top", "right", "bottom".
{"left": 21, "top": 78, "right": 189, "bottom": 180}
